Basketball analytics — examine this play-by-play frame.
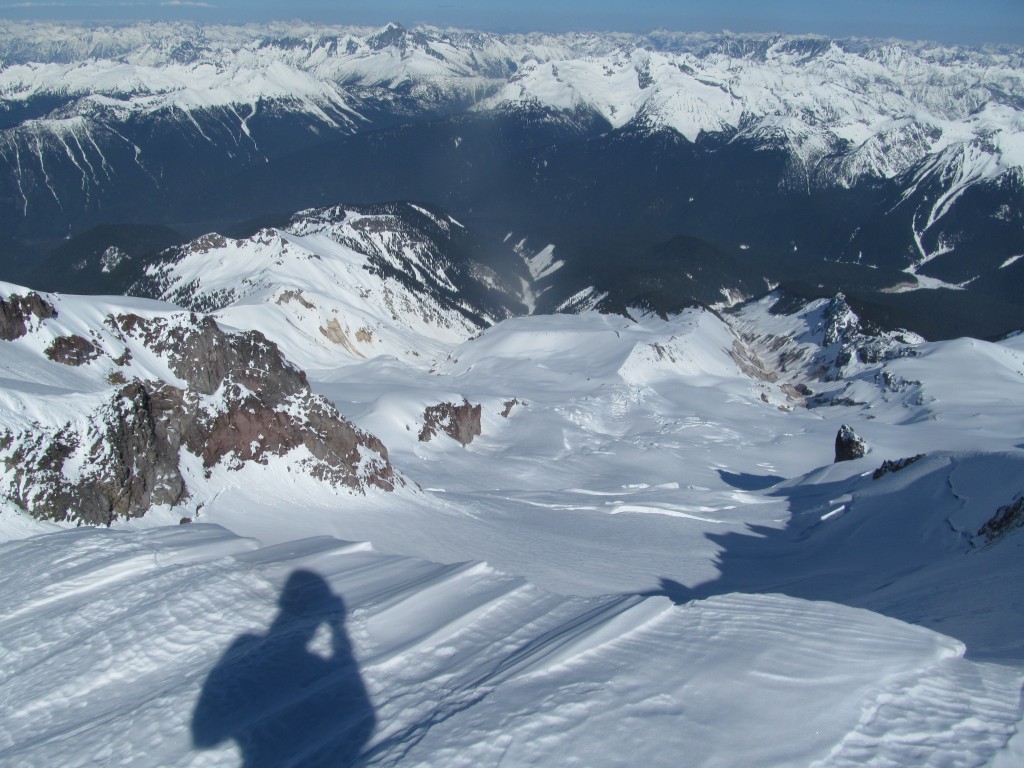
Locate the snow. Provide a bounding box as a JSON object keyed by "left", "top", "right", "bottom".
{"left": 3, "top": 237, "right": 1024, "bottom": 760}
{"left": 482, "top": 37, "right": 1024, "bottom": 183}
{"left": 1, "top": 24, "right": 1021, "bottom": 200}
{"left": 0, "top": 12, "right": 1019, "bottom": 731}
{"left": 142, "top": 207, "right": 501, "bottom": 373}
{"left": 523, "top": 243, "right": 563, "bottom": 281}
{"left": 2, "top": 525, "right": 1021, "bottom": 767}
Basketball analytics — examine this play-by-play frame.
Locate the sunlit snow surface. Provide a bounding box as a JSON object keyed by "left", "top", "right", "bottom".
{"left": 3, "top": 291, "right": 1024, "bottom": 765}
{"left": 2, "top": 526, "right": 1022, "bottom": 767}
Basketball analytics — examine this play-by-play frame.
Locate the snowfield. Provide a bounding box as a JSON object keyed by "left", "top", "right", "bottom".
{"left": 2, "top": 283, "right": 1024, "bottom": 766}
{"left": 3, "top": 526, "right": 1022, "bottom": 767}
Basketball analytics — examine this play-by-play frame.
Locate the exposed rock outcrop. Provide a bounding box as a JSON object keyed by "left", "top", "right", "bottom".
{"left": 872, "top": 454, "right": 926, "bottom": 480}
{"left": 419, "top": 400, "right": 482, "bottom": 446}
{"left": 976, "top": 494, "right": 1024, "bottom": 544}
{"left": 1, "top": 381, "right": 186, "bottom": 524}
{"left": 822, "top": 293, "right": 859, "bottom": 348}
{"left": 110, "top": 312, "right": 310, "bottom": 397}
{"left": 45, "top": 335, "right": 101, "bottom": 366}
{"left": 834, "top": 424, "right": 867, "bottom": 462}
{"left": 0, "top": 292, "right": 56, "bottom": 341}
{"left": 820, "top": 294, "right": 919, "bottom": 381}
{"left": 1, "top": 309, "right": 398, "bottom": 525}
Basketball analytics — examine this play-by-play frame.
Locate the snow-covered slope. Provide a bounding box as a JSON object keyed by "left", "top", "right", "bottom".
{"left": 132, "top": 202, "right": 526, "bottom": 372}
{"left": 3, "top": 277, "right": 1024, "bottom": 763}
{"left": 483, "top": 37, "right": 1024, "bottom": 186}
{"left": 2, "top": 524, "right": 1021, "bottom": 767}
{"left": 2, "top": 21, "right": 1024, "bottom": 763}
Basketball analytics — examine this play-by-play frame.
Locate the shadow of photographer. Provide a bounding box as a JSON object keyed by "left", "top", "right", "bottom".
{"left": 192, "top": 570, "right": 375, "bottom": 767}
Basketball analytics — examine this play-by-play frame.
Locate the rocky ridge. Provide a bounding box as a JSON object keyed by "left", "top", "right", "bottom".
{"left": 419, "top": 400, "right": 483, "bottom": 446}
{"left": 816, "top": 293, "right": 922, "bottom": 381}
{"left": 834, "top": 424, "right": 867, "bottom": 462}
{"left": 0, "top": 291, "right": 56, "bottom": 341}
{"left": 138, "top": 203, "right": 526, "bottom": 325}
{"left": 722, "top": 290, "right": 926, "bottom": 413}
{"left": 977, "top": 494, "right": 1024, "bottom": 544}
{"left": 0, "top": 289, "right": 398, "bottom": 525}
{"left": 124, "top": 202, "right": 530, "bottom": 372}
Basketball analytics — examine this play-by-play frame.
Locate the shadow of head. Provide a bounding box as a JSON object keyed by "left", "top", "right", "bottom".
{"left": 277, "top": 569, "right": 347, "bottom": 619}
{"left": 639, "top": 577, "right": 703, "bottom": 604}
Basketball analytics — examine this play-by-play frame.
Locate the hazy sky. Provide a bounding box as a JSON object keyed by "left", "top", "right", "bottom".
{"left": 0, "top": 1, "right": 1020, "bottom": 46}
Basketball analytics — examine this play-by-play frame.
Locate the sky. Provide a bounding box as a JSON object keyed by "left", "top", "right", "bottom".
{"left": 0, "top": 0, "right": 1020, "bottom": 46}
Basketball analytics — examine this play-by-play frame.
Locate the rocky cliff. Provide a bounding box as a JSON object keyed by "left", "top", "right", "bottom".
{"left": 0, "top": 290, "right": 398, "bottom": 525}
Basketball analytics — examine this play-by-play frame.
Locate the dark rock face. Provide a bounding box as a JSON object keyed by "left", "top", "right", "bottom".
{"left": 419, "top": 400, "right": 482, "bottom": 446}
{"left": 819, "top": 293, "right": 917, "bottom": 381}
{"left": 78, "top": 381, "right": 189, "bottom": 521}
{"left": 834, "top": 424, "right": 867, "bottom": 462}
{"left": 111, "top": 312, "right": 309, "bottom": 397}
{"left": 1, "top": 310, "right": 398, "bottom": 525}
{"left": 1, "top": 381, "right": 186, "bottom": 524}
{"left": 112, "top": 314, "right": 393, "bottom": 487}
{"left": 45, "top": 334, "right": 101, "bottom": 366}
{"left": 0, "top": 292, "right": 56, "bottom": 341}
{"left": 822, "top": 294, "right": 857, "bottom": 348}
{"left": 977, "top": 494, "right": 1024, "bottom": 544}
{"left": 872, "top": 454, "right": 926, "bottom": 480}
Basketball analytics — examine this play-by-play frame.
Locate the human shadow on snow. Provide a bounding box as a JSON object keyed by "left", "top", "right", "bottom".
{"left": 192, "top": 570, "right": 376, "bottom": 767}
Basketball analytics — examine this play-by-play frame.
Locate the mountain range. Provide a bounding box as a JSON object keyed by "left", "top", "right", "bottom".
{"left": 1, "top": 21, "right": 1023, "bottom": 338}
{"left": 2, "top": 20, "right": 1024, "bottom": 767}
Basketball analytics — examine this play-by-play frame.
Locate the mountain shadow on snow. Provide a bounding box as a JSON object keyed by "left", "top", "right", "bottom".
{"left": 643, "top": 452, "right": 1024, "bottom": 661}
{"left": 715, "top": 469, "right": 785, "bottom": 491}
{"left": 192, "top": 570, "right": 375, "bottom": 767}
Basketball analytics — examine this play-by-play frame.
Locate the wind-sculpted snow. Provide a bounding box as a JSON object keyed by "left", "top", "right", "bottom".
{"left": 1, "top": 524, "right": 1021, "bottom": 766}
